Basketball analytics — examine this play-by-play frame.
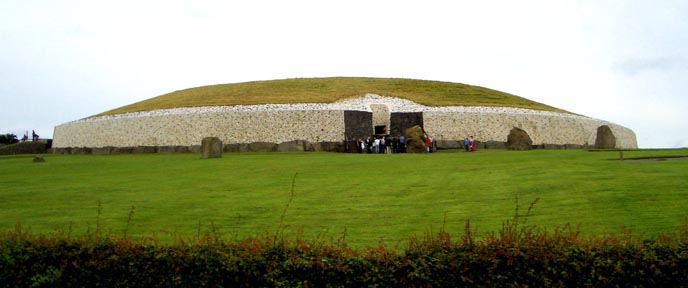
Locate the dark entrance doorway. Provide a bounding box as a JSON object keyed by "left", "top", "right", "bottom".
{"left": 374, "top": 125, "right": 387, "bottom": 135}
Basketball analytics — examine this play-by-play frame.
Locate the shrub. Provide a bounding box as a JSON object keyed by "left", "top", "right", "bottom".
{"left": 0, "top": 141, "right": 47, "bottom": 155}
{"left": 2, "top": 222, "right": 687, "bottom": 287}
{"left": 0, "top": 134, "right": 18, "bottom": 145}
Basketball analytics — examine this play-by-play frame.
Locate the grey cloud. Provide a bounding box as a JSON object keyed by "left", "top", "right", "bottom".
{"left": 614, "top": 57, "right": 686, "bottom": 76}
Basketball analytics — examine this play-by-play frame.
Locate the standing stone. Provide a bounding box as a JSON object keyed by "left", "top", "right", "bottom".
{"left": 507, "top": 127, "right": 533, "bottom": 150}
{"left": 201, "top": 137, "right": 223, "bottom": 158}
{"left": 404, "top": 125, "right": 427, "bottom": 153}
{"left": 594, "top": 125, "right": 616, "bottom": 149}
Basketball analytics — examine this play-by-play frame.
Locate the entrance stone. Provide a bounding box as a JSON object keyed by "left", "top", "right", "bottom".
{"left": 404, "top": 125, "right": 427, "bottom": 153}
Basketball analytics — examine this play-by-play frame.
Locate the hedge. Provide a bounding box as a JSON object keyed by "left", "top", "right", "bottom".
{"left": 2, "top": 224, "right": 687, "bottom": 287}
{"left": 0, "top": 142, "right": 47, "bottom": 155}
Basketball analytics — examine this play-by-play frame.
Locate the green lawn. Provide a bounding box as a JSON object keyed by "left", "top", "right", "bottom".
{"left": 1, "top": 149, "right": 687, "bottom": 248}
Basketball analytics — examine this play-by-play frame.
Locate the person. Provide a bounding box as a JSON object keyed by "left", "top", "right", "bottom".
{"left": 425, "top": 136, "right": 432, "bottom": 153}
{"left": 385, "top": 136, "right": 392, "bottom": 154}
{"left": 359, "top": 139, "right": 365, "bottom": 153}
{"left": 380, "top": 137, "right": 386, "bottom": 154}
{"left": 399, "top": 135, "right": 406, "bottom": 153}
{"left": 464, "top": 137, "right": 470, "bottom": 152}
{"left": 373, "top": 137, "right": 380, "bottom": 154}
{"left": 469, "top": 136, "right": 476, "bottom": 152}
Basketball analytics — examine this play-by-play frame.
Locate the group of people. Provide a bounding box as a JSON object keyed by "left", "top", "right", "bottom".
{"left": 358, "top": 135, "right": 407, "bottom": 154}
{"left": 20, "top": 130, "right": 40, "bottom": 142}
{"left": 358, "top": 135, "right": 477, "bottom": 153}
{"left": 464, "top": 136, "right": 477, "bottom": 152}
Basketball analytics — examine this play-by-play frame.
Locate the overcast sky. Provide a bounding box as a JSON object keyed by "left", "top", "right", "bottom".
{"left": 1, "top": 0, "right": 686, "bottom": 148}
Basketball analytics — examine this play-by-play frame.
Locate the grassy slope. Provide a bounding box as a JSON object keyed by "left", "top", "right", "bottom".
{"left": 97, "top": 77, "right": 569, "bottom": 116}
{"left": 1, "top": 149, "right": 687, "bottom": 248}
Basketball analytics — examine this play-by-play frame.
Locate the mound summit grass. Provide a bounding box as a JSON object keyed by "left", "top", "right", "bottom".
{"left": 97, "top": 77, "right": 569, "bottom": 116}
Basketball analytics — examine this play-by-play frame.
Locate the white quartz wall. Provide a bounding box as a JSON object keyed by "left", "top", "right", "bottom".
{"left": 52, "top": 94, "right": 638, "bottom": 149}
{"left": 53, "top": 110, "right": 345, "bottom": 148}
{"left": 423, "top": 110, "right": 637, "bottom": 149}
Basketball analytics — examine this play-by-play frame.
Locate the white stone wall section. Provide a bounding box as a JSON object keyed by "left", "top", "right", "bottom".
{"left": 423, "top": 110, "right": 636, "bottom": 148}
{"left": 52, "top": 94, "right": 637, "bottom": 149}
{"left": 54, "top": 110, "right": 345, "bottom": 148}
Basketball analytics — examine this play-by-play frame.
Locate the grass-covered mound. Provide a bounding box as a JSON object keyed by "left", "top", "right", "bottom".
{"left": 97, "top": 77, "right": 568, "bottom": 116}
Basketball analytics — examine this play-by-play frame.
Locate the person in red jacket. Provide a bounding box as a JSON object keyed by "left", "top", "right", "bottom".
{"left": 425, "top": 136, "right": 432, "bottom": 153}
{"left": 469, "top": 136, "right": 476, "bottom": 152}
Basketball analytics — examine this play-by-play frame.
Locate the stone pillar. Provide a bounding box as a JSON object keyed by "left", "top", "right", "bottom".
{"left": 507, "top": 127, "right": 533, "bottom": 150}
{"left": 201, "top": 137, "right": 223, "bottom": 158}
{"left": 594, "top": 125, "right": 616, "bottom": 149}
{"left": 370, "top": 104, "right": 390, "bottom": 134}
{"left": 404, "top": 125, "right": 427, "bottom": 153}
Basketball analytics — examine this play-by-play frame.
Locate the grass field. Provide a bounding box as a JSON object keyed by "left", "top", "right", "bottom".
{"left": 98, "top": 77, "right": 569, "bottom": 117}
{"left": 1, "top": 149, "right": 687, "bottom": 248}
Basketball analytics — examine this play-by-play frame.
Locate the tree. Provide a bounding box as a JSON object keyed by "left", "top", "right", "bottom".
{"left": 0, "top": 133, "right": 19, "bottom": 145}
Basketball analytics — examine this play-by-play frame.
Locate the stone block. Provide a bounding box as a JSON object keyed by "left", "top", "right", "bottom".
{"left": 435, "top": 140, "right": 461, "bottom": 149}
{"left": 405, "top": 125, "right": 427, "bottom": 153}
{"left": 390, "top": 112, "right": 424, "bottom": 137}
{"left": 564, "top": 144, "right": 585, "bottom": 150}
{"left": 92, "top": 147, "right": 113, "bottom": 155}
{"left": 277, "top": 140, "right": 307, "bottom": 152}
{"left": 247, "top": 142, "right": 277, "bottom": 152}
{"left": 189, "top": 145, "right": 201, "bottom": 153}
{"left": 507, "top": 127, "right": 533, "bottom": 150}
{"left": 224, "top": 144, "right": 241, "bottom": 152}
{"left": 111, "top": 147, "right": 134, "bottom": 154}
{"left": 133, "top": 146, "right": 158, "bottom": 154}
{"left": 344, "top": 111, "right": 373, "bottom": 141}
{"left": 594, "top": 125, "right": 616, "bottom": 149}
{"left": 485, "top": 141, "right": 507, "bottom": 149}
{"left": 201, "top": 137, "right": 223, "bottom": 158}
{"left": 543, "top": 144, "right": 563, "bottom": 150}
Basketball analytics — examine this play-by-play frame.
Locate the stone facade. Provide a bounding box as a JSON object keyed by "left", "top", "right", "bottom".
{"left": 390, "top": 112, "right": 424, "bottom": 137}
{"left": 52, "top": 94, "right": 637, "bottom": 153}
{"left": 54, "top": 110, "right": 345, "bottom": 148}
{"left": 423, "top": 109, "right": 636, "bottom": 149}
